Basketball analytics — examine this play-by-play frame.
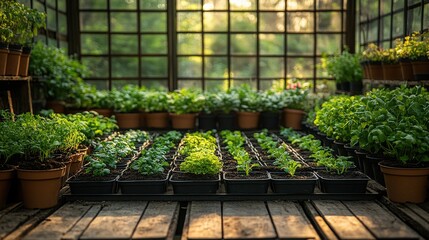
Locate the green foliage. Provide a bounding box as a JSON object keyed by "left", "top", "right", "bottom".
{"left": 168, "top": 88, "right": 204, "bottom": 114}
{"left": 280, "top": 88, "right": 309, "bottom": 110}
{"left": 231, "top": 84, "right": 262, "bottom": 112}
{"left": 141, "top": 90, "right": 169, "bottom": 112}
{"left": 395, "top": 32, "right": 429, "bottom": 60}
{"left": 179, "top": 131, "right": 217, "bottom": 156}
{"left": 259, "top": 90, "right": 284, "bottom": 112}
{"left": 111, "top": 85, "right": 143, "bottom": 112}
{"left": 324, "top": 50, "right": 363, "bottom": 83}
{"left": 29, "top": 42, "right": 90, "bottom": 101}
{"left": 181, "top": 152, "right": 222, "bottom": 175}
{"left": 213, "top": 91, "right": 239, "bottom": 114}
{"left": 362, "top": 43, "right": 384, "bottom": 62}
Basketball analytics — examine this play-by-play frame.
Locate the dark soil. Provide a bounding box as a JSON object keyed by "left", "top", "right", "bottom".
{"left": 0, "top": 164, "right": 14, "bottom": 170}
{"left": 119, "top": 169, "right": 168, "bottom": 181}
{"left": 71, "top": 169, "right": 121, "bottom": 181}
{"left": 317, "top": 170, "right": 368, "bottom": 179}
{"left": 224, "top": 171, "right": 269, "bottom": 180}
{"left": 170, "top": 172, "right": 219, "bottom": 181}
{"left": 270, "top": 171, "right": 316, "bottom": 180}
{"left": 18, "top": 160, "right": 65, "bottom": 170}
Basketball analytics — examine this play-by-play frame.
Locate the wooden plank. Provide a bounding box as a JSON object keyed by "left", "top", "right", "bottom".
{"left": 223, "top": 201, "right": 276, "bottom": 239}
{"left": 302, "top": 201, "right": 338, "bottom": 240}
{"left": 313, "top": 200, "right": 375, "bottom": 240}
{"left": 0, "top": 207, "right": 40, "bottom": 239}
{"left": 62, "top": 204, "right": 102, "bottom": 240}
{"left": 268, "top": 201, "right": 320, "bottom": 240}
{"left": 23, "top": 202, "right": 91, "bottom": 240}
{"left": 0, "top": 202, "right": 22, "bottom": 218}
{"left": 344, "top": 201, "right": 420, "bottom": 240}
{"left": 81, "top": 201, "right": 147, "bottom": 240}
{"left": 132, "top": 201, "right": 179, "bottom": 240}
{"left": 3, "top": 208, "right": 57, "bottom": 240}
{"left": 187, "top": 201, "right": 222, "bottom": 240}
{"left": 405, "top": 203, "right": 429, "bottom": 224}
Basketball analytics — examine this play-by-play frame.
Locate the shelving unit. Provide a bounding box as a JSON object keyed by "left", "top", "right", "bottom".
{"left": 0, "top": 76, "right": 33, "bottom": 117}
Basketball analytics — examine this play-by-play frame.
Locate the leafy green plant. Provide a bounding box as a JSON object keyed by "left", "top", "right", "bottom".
{"left": 231, "top": 84, "right": 262, "bottom": 112}
{"left": 259, "top": 90, "right": 284, "bottom": 112}
{"left": 324, "top": 50, "right": 363, "bottom": 83}
{"left": 111, "top": 85, "right": 142, "bottom": 113}
{"left": 362, "top": 43, "right": 384, "bottom": 62}
{"left": 395, "top": 32, "right": 429, "bottom": 60}
{"left": 213, "top": 91, "right": 239, "bottom": 114}
{"left": 141, "top": 90, "right": 169, "bottom": 112}
{"left": 131, "top": 154, "right": 169, "bottom": 175}
{"left": 181, "top": 152, "right": 222, "bottom": 175}
{"left": 280, "top": 88, "right": 309, "bottom": 110}
{"left": 168, "top": 88, "right": 204, "bottom": 114}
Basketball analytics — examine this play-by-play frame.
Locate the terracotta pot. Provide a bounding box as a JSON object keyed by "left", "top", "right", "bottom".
{"left": 400, "top": 61, "right": 414, "bottom": 81}
{"left": 361, "top": 62, "right": 370, "bottom": 79}
{"left": 69, "top": 151, "right": 86, "bottom": 176}
{"left": 411, "top": 61, "right": 429, "bottom": 80}
{"left": 0, "top": 168, "right": 15, "bottom": 209}
{"left": 17, "top": 166, "right": 66, "bottom": 209}
{"left": 0, "top": 45, "right": 8, "bottom": 76}
{"left": 368, "top": 62, "right": 383, "bottom": 80}
{"left": 91, "top": 108, "right": 113, "bottom": 117}
{"left": 379, "top": 162, "right": 429, "bottom": 203}
{"left": 5, "top": 44, "right": 22, "bottom": 76}
{"left": 18, "top": 47, "right": 31, "bottom": 77}
{"left": 237, "top": 111, "right": 260, "bottom": 129}
{"left": 382, "top": 63, "right": 402, "bottom": 81}
{"left": 146, "top": 112, "right": 169, "bottom": 129}
{"left": 282, "top": 108, "right": 305, "bottom": 130}
{"left": 170, "top": 113, "right": 197, "bottom": 129}
{"left": 46, "top": 101, "right": 65, "bottom": 113}
{"left": 140, "top": 112, "right": 146, "bottom": 128}
{"left": 57, "top": 158, "right": 72, "bottom": 187}
{"left": 115, "top": 112, "right": 141, "bottom": 129}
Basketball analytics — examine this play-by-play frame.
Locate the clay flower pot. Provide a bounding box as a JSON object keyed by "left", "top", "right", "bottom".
{"left": 91, "top": 108, "right": 113, "bottom": 117}
{"left": 5, "top": 44, "right": 22, "bottom": 76}
{"left": 379, "top": 162, "right": 429, "bottom": 203}
{"left": 146, "top": 112, "right": 169, "bottom": 129}
{"left": 282, "top": 108, "right": 305, "bottom": 130}
{"left": 237, "top": 111, "right": 260, "bottom": 129}
{"left": 382, "top": 63, "right": 402, "bottom": 81}
{"left": 114, "top": 112, "right": 141, "bottom": 129}
{"left": 400, "top": 61, "right": 414, "bottom": 81}
{"left": 69, "top": 150, "right": 87, "bottom": 176}
{"left": 18, "top": 46, "right": 31, "bottom": 77}
{"left": 170, "top": 113, "right": 197, "bottom": 129}
{"left": 17, "top": 166, "right": 66, "bottom": 209}
{"left": 0, "top": 167, "right": 15, "bottom": 209}
{"left": 0, "top": 43, "right": 8, "bottom": 76}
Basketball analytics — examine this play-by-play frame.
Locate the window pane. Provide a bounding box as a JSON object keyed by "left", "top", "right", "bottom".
{"left": 259, "top": 0, "right": 285, "bottom": 10}
{"left": 58, "top": 13, "right": 67, "bottom": 35}
{"left": 381, "top": 16, "right": 391, "bottom": 40}
{"left": 368, "top": 21, "right": 378, "bottom": 42}
{"left": 140, "top": 0, "right": 167, "bottom": 9}
{"left": 424, "top": 4, "right": 429, "bottom": 30}
{"left": 141, "top": 57, "right": 168, "bottom": 77}
{"left": 204, "top": 34, "right": 227, "bottom": 55}
{"left": 317, "top": 0, "right": 342, "bottom": 9}
{"left": 205, "top": 57, "right": 228, "bottom": 78}
{"left": 381, "top": 0, "right": 392, "bottom": 14}
{"left": 177, "top": 0, "right": 201, "bottom": 10}
{"left": 231, "top": 34, "right": 256, "bottom": 54}
{"left": 408, "top": 7, "right": 422, "bottom": 33}
{"left": 81, "top": 57, "right": 109, "bottom": 78}
{"left": 110, "top": 0, "right": 137, "bottom": 9}
{"left": 260, "top": 57, "right": 284, "bottom": 78}
{"left": 368, "top": 1, "right": 379, "bottom": 19}
{"left": 393, "top": 12, "right": 403, "bottom": 37}
{"left": 81, "top": 34, "right": 108, "bottom": 54}
{"left": 393, "top": 0, "right": 403, "bottom": 10}
{"left": 287, "top": 12, "right": 314, "bottom": 32}
{"left": 230, "top": 0, "right": 256, "bottom": 10}
{"left": 111, "top": 35, "right": 138, "bottom": 54}
{"left": 287, "top": 0, "right": 313, "bottom": 10}
{"left": 58, "top": 0, "right": 66, "bottom": 11}
{"left": 80, "top": 12, "right": 108, "bottom": 31}
{"left": 260, "top": 34, "right": 284, "bottom": 55}
{"left": 205, "top": 80, "right": 228, "bottom": 92}
{"left": 178, "top": 12, "right": 202, "bottom": 31}
{"left": 46, "top": 0, "right": 56, "bottom": 7}
{"left": 111, "top": 12, "right": 137, "bottom": 32}
{"left": 59, "top": 41, "right": 68, "bottom": 53}
{"left": 260, "top": 79, "right": 285, "bottom": 90}
{"left": 231, "top": 80, "right": 257, "bottom": 88}
{"left": 79, "top": 0, "right": 107, "bottom": 9}
{"left": 112, "top": 80, "right": 139, "bottom": 89}
{"left": 317, "top": 34, "right": 341, "bottom": 54}
{"left": 316, "top": 57, "right": 329, "bottom": 78}
{"left": 87, "top": 80, "right": 109, "bottom": 90}
{"left": 141, "top": 80, "right": 168, "bottom": 90}
{"left": 203, "top": 0, "right": 228, "bottom": 10}
{"left": 287, "top": 34, "right": 314, "bottom": 55}
{"left": 141, "top": 13, "right": 167, "bottom": 32}
{"left": 204, "top": 12, "right": 228, "bottom": 32}
{"left": 178, "top": 57, "right": 202, "bottom": 77}
{"left": 231, "top": 57, "right": 256, "bottom": 78}
{"left": 287, "top": 58, "right": 313, "bottom": 78}
{"left": 178, "top": 80, "right": 202, "bottom": 89}
{"left": 141, "top": 35, "right": 167, "bottom": 54}
{"left": 231, "top": 12, "right": 257, "bottom": 32}
{"left": 260, "top": 13, "right": 285, "bottom": 32}
{"left": 111, "top": 57, "right": 139, "bottom": 77}
{"left": 47, "top": 8, "right": 57, "bottom": 31}
{"left": 178, "top": 34, "right": 202, "bottom": 54}
{"left": 317, "top": 12, "right": 342, "bottom": 32}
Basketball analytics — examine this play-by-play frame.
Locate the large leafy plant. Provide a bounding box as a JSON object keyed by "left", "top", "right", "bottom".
{"left": 111, "top": 85, "right": 142, "bottom": 113}
{"left": 280, "top": 88, "right": 309, "bottom": 110}
{"left": 168, "top": 88, "right": 204, "bottom": 114}
{"left": 324, "top": 50, "right": 363, "bottom": 83}
{"left": 231, "top": 84, "right": 262, "bottom": 112}
{"left": 181, "top": 152, "right": 222, "bottom": 175}
{"left": 141, "top": 90, "right": 169, "bottom": 112}
{"left": 259, "top": 90, "right": 284, "bottom": 112}
{"left": 213, "top": 91, "right": 239, "bottom": 114}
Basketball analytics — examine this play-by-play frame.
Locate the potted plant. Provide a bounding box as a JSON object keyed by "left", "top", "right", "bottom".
{"left": 259, "top": 90, "right": 283, "bottom": 129}
{"left": 362, "top": 43, "right": 384, "bottom": 80}
{"left": 281, "top": 88, "right": 309, "bottom": 130}
{"left": 232, "top": 84, "right": 262, "bottom": 129}
{"left": 91, "top": 90, "right": 113, "bottom": 117}
{"left": 381, "top": 48, "right": 402, "bottom": 81}
{"left": 111, "top": 85, "right": 141, "bottom": 129}
{"left": 142, "top": 90, "right": 170, "bottom": 129}
{"left": 168, "top": 88, "right": 204, "bottom": 130}
{"left": 214, "top": 91, "right": 239, "bottom": 130}
{"left": 407, "top": 32, "right": 429, "bottom": 80}
{"left": 325, "top": 50, "right": 363, "bottom": 93}
{"left": 0, "top": 1, "right": 14, "bottom": 76}
{"left": 198, "top": 92, "right": 218, "bottom": 130}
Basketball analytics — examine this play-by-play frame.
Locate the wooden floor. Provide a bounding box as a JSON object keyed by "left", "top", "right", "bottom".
{"left": 0, "top": 199, "right": 427, "bottom": 240}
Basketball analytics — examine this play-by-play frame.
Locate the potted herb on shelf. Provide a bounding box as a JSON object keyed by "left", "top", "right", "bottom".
{"left": 198, "top": 93, "right": 218, "bottom": 130}
{"left": 281, "top": 88, "right": 309, "bottom": 130}
{"left": 168, "top": 89, "right": 204, "bottom": 130}
{"left": 407, "top": 32, "right": 429, "bottom": 80}
{"left": 111, "top": 85, "right": 142, "bottom": 129}
{"left": 324, "top": 50, "right": 363, "bottom": 93}
{"left": 259, "top": 90, "right": 283, "bottom": 129}
{"left": 362, "top": 43, "right": 384, "bottom": 80}
{"left": 381, "top": 48, "right": 402, "bottom": 81}
{"left": 232, "top": 84, "right": 262, "bottom": 130}
{"left": 214, "top": 91, "right": 239, "bottom": 130}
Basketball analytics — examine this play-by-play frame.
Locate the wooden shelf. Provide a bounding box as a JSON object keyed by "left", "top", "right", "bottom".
{"left": 0, "top": 76, "right": 32, "bottom": 81}
{"left": 363, "top": 79, "right": 429, "bottom": 86}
